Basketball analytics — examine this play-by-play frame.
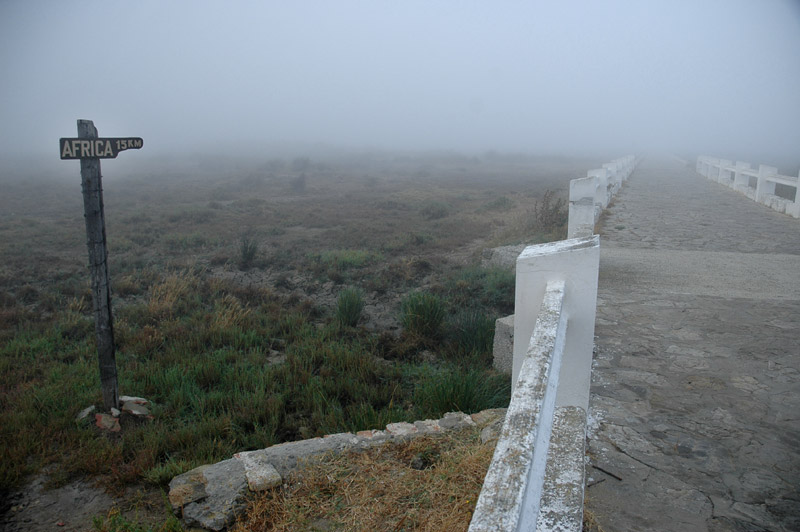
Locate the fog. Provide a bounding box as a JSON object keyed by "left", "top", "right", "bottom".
{"left": 2, "top": 0, "right": 799, "bottom": 170}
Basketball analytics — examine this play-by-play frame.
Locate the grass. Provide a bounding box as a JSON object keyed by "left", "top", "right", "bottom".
{"left": 447, "top": 309, "right": 496, "bottom": 362}
{"left": 400, "top": 292, "right": 446, "bottom": 340}
{"left": 239, "top": 236, "right": 259, "bottom": 269}
{"left": 335, "top": 287, "right": 364, "bottom": 328}
{"left": 0, "top": 269, "right": 511, "bottom": 493}
{"left": 232, "top": 427, "right": 495, "bottom": 532}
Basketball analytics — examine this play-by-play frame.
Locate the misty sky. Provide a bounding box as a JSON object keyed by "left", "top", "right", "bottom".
{"left": 2, "top": 0, "right": 799, "bottom": 163}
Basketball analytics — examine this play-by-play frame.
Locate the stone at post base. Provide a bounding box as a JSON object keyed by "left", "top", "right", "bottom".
{"left": 94, "top": 413, "right": 120, "bottom": 432}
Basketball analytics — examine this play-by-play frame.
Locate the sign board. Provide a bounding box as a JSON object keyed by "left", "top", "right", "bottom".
{"left": 59, "top": 137, "right": 143, "bottom": 160}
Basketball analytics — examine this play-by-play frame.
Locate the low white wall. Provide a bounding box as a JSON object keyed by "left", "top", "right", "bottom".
{"left": 568, "top": 155, "right": 636, "bottom": 239}
{"left": 696, "top": 156, "right": 800, "bottom": 218}
{"left": 470, "top": 280, "right": 567, "bottom": 532}
{"left": 472, "top": 236, "right": 600, "bottom": 532}
{"left": 512, "top": 237, "right": 600, "bottom": 411}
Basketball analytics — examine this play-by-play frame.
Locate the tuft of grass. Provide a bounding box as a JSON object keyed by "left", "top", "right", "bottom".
{"left": 413, "top": 365, "right": 510, "bottom": 417}
{"left": 335, "top": 287, "right": 365, "bottom": 328}
{"left": 446, "top": 266, "right": 515, "bottom": 315}
{"left": 310, "top": 249, "right": 381, "bottom": 282}
{"left": 419, "top": 200, "right": 450, "bottom": 220}
{"left": 400, "top": 292, "right": 446, "bottom": 340}
{"left": 239, "top": 236, "right": 259, "bottom": 270}
{"left": 533, "top": 189, "right": 567, "bottom": 233}
{"left": 448, "top": 309, "right": 495, "bottom": 362}
{"left": 481, "top": 195, "right": 514, "bottom": 211}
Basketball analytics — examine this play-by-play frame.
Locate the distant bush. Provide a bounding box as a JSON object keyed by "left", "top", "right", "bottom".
{"left": 481, "top": 196, "right": 514, "bottom": 211}
{"left": 336, "top": 287, "right": 365, "bottom": 328}
{"left": 290, "top": 173, "right": 307, "bottom": 193}
{"left": 533, "top": 190, "right": 567, "bottom": 234}
{"left": 239, "top": 236, "right": 258, "bottom": 269}
{"left": 291, "top": 156, "right": 311, "bottom": 172}
{"left": 420, "top": 200, "right": 450, "bottom": 220}
{"left": 401, "top": 292, "right": 446, "bottom": 339}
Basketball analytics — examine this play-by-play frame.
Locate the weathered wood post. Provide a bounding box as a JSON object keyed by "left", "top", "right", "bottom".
{"left": 60, "top": 120, "right": 143, "bottom": 411}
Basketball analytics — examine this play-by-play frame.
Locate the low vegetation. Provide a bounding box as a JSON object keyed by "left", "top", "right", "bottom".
{"left": 0, "top": 151, "right": 588, "bottom": 528}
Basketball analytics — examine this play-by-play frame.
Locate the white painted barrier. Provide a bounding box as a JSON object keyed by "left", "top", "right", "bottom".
{"left": 471, "top": 236, "right": 600, "bottom": 532}
{"left": 568, "top": 155, "right": 636, "bottom": 238}
{"left": 696, "top": 156, "right": 800, "bottom": 218}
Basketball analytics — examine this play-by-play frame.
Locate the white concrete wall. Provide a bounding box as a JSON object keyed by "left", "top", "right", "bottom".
{"left": 470, "top": 280, "right": 567, "bottom": 532}
{"left": 697, "top": 155, "right": 799, "bottom": 218}
{"left": 513, "top": 236, "right": 600, "bottom": 410}
{"left": 472, "top": 236, "right": 600, "bottom": 532}
{"left": 568, "top": 155, "right": 636, "bottom": 239}
{"left": 567, "top": 177, "right": 598, "bottom": 239}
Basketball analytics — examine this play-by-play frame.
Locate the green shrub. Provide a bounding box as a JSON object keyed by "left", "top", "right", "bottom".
{"left": 413, "top": 365, "right": 510, "bottom": 417}
{"left": 449, "top": 309, "right": 495, "bottom": 361}
{"left": 401, "top": 292, "right": 446, "bottom": 339}
{"left": 336, "top": 287, "right": 365, "bottom": 327}
{"left": 419, "top": 200, "right": 450, "bottom": 220}
{"left": 239, "top": 236, "right": 258, "bottom": 269}
{"left": 446, "top": 266, "right": 515, "bottom": 315}
{"left": 533, "top": 189, "right": 567, "bottom": 234}
{"left": 481, "top": 196, "right": 514, "bottom": 211}
{"left": 483, "top": 268, "right": 515, "bottom": 313}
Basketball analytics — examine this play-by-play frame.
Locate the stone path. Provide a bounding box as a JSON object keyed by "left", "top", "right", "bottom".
{"left": 585, "top": 156, "right": 800, "bottom": 532}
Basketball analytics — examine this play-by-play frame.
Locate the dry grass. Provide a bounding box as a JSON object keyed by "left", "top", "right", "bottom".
{"left": 233, "top": 428, "right": 496, "bottom": 532}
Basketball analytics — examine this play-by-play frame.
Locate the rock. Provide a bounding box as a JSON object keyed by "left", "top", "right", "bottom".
{"left": 470, "top": 408, "right": 507, "bottom": 428}
{"left": 168, "top": 465, "right": 209, "bottom": 510}
{"left": 234, "top": 452, "right": 282, "bottom": 491}
{"left": 110, "top": 408, "right": 121, "bottom": 417}
{"left": 118, "top": 395, "right": 148, "bottom": 405}
{"left": 121, "top": 400, "right": 150, "bottom": 417}
{"left": 471, "top": 408, "right": 507, "bottom": 444}
{"left": 413, "top": 419, "right": 443, "bottom": 434}
{"left": 438, "top": 411, "right": 476, "bottom": 431}
{"left": 94, "top": 413, "right": 120, "bottom": 432}
{"left": 385, "top": 422, "right": 417, "bottom": 437}
{"left": 75, "top": 405, "right": 96, "bottom": 422}
{"left": 171, "top": 459, "right": 249, "bottom": 532}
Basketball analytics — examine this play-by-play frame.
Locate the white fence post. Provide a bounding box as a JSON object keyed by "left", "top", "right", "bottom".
{"left": 792, "top": 171, "right": 800, "bottom": 218}
{"left": 567, "top": 177, "right": 598, "bottom": 239}
{"left": 756, "top": 165, "right": 778, "bottom": 202}
{"left": 734, "top": 161, "right": 751, "bottom": 192}
{"left": 512, "top": 236, "right": 600, "bottom": 411}
{"left": 718, "top": 159, "right": 732, "bottom": 184}
{"left": 588, "top": 168, "right": 609, "bottom": 208}
{"left": 697, "top": 155, "right": 800, "bottom": 219}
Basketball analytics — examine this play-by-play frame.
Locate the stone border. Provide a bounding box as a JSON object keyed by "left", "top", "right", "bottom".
{"left": 168, "top": 410, "right": 502, "bottom": 531}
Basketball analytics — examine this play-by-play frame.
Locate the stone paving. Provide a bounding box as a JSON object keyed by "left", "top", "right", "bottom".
{"left": 585, "top": 157, "right": 800, "bottom": 531}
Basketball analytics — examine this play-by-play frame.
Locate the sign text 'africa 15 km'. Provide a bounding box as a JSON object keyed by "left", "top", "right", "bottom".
{"left": 59, "top": 137, "right": 144, "bottom": 160}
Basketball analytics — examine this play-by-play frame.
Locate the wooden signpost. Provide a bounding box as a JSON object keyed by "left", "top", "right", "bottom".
{"left": 60, "top": 120, "right": 143, "bottom": 411}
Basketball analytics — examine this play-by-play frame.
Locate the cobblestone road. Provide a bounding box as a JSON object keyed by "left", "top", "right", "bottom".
{"left": 585, "top": 156, "right": 800, "bottom": 532}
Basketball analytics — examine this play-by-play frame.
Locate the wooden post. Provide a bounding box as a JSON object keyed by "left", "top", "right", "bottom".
{"left": 78, "top": 119, "right": 119, "bottom": 411}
